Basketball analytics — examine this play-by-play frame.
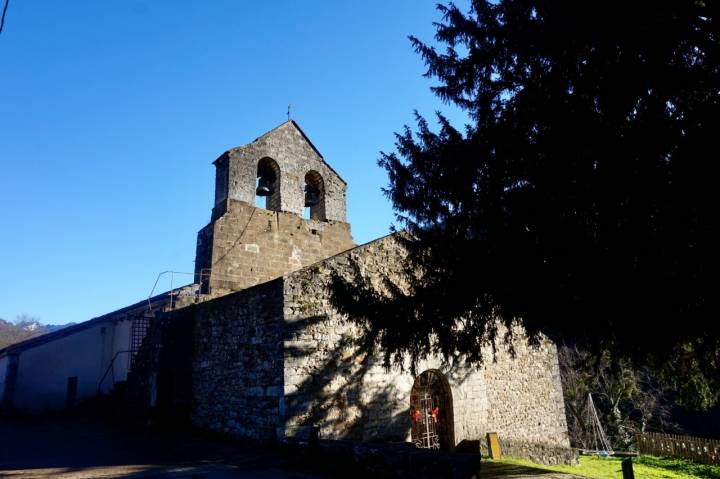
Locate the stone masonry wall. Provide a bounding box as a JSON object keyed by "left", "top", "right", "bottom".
{"left": 280, "top": 235, "right": 569, "bottom": 449}
{"left": 216, "top": 121, "right": 348, "bottom": 222}
{"left": 195, "top": 200, "right": 355, "bottom": 295}
{"left": 191, "top": 233, "right": 570, "bottom": 451}
{"left": 482, "top": 336, "right": 570, "bottom": 448}
{"left": 192, "top": 279, "right": 285, "bottom": 439}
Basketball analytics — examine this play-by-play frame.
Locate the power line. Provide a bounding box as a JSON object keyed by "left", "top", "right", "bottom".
{"left": 0, "top": 0, "right": 9, "bottom": 36}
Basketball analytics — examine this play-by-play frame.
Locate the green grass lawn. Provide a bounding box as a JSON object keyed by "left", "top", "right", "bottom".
{"left": 496, "top": 454, "right": 720, "bottom": 479}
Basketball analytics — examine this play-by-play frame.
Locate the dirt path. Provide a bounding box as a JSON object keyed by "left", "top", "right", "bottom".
{"left": 0, "top": 415, "right": 582, "bottom": 479}
{"left": 479, "top": 461, "right": 585, "bottom": 479}
{"left": 0, "top": 415, "right": 321, "bottom": 479}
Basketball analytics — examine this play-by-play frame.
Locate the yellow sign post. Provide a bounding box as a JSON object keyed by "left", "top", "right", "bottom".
{"left": 486, "top": 432, "right": 502, "bottom": 459}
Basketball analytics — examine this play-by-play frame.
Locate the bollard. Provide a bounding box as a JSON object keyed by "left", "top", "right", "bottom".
{"left": 622, "top": 458, "right": 635, "bottom": 479}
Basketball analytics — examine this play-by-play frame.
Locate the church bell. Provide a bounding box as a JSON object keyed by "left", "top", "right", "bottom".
{"left": 304, "top": 184, "right": 321, "bottom": 207}
{"left": 256, "top": 164, "right": 276, "bottom": 196}
{"left": 256, "top": 176, "right": 274, "bottom": 196}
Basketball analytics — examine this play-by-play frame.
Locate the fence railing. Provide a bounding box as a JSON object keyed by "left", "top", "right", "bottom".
{"left": 637, "top": 432, "right": 719, "bottom": 465}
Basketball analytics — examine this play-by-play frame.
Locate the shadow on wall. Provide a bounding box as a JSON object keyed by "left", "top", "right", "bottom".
{"left": 282, "top": 314, "right": 411, "bottom": 443}
{"left": 161, "top": 236, "right": 480, "bottom": 447}
{"left": 280, "top": 309, "right": 477, "bottom": 447}
{"left": 277, "top": 237, "right": 483, "bottom": 447}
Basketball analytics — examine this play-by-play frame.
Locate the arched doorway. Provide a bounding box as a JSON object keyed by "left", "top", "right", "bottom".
{"left": 410, "top": 369, "right": 455, "bottom": 450}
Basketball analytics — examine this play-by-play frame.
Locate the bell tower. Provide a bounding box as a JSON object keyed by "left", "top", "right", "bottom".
{"left": 195, "top": 121, "right": 355, "bottom": 295}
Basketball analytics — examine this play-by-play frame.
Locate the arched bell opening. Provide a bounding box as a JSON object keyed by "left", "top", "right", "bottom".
{"left": 304, "top": 170, "right": 326, "bottom": 220}
{"left": 410, "top": 369, "right": 455, "bottom": 450}
{"left": 256, "top": 157, "right": 281, "bottom": 211}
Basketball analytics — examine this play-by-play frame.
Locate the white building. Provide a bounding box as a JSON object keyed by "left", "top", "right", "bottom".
{"left": 0, "top": 292, "right": 179, "bottom": 413}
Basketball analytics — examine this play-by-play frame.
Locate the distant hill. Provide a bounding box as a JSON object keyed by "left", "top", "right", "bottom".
{"left": 0, "top": 318, "right": 75, "bottom": 350}
{"left": 45, "top": 323, "right": 73, "bottom": 333}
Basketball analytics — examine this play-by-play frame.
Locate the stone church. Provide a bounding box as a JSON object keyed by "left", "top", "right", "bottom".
{"left": 1, "top": 121, "right": 570, "bottom": 457}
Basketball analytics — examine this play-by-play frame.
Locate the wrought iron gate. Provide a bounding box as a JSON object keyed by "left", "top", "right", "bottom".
{"left": 410, "top": 370, "right": 452, "bottom": 450}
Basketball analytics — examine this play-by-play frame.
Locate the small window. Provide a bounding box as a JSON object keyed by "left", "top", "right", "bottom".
{"left": 66, "top": 376, "right": 78, "bottom": 408}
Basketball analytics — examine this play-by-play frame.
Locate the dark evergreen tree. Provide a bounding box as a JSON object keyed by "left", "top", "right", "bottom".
{"left": 332, "top": 1, "right": 718, "bottom": 408}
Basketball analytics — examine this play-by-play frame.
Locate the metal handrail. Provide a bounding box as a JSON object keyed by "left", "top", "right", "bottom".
{"left": 147, "top": 271, "right": 193, "bottom": 311}
{"left": 146, "top": 270, "right": 210, "bottom": 312}
{"left": 97, "top": 349, "right": 135, "bottom": 394}
{"left": 96, "top": 270, "right": 212, "bottom": 396}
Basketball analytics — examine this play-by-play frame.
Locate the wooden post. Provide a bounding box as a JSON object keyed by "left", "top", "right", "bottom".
{"left": 486, "top": 432, "right": 502, "bottom": 460}
{"left": 622, "top": 458, "right": 635, "bottom": 479}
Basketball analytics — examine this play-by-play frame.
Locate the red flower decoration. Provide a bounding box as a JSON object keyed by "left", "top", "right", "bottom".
{"left": 411, "top": 409, "right": 422, "bottom": 423}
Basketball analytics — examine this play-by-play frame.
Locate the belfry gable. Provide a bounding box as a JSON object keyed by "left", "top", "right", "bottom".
{"left": 211, "top": 121, "right": 348, "bottom": 223}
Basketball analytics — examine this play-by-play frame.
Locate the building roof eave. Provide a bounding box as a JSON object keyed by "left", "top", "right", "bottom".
{"left": 0, "top": 288, "right": 183, "bottom": 358}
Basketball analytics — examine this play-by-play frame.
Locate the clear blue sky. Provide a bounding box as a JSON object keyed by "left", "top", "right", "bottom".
{"left": 0, "top": 1, "right": 468, "bottom": 325}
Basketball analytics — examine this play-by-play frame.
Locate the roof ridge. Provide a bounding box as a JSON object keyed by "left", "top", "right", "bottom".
{"left": 219, "top": 120, "right": 347, "bottom": 185}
